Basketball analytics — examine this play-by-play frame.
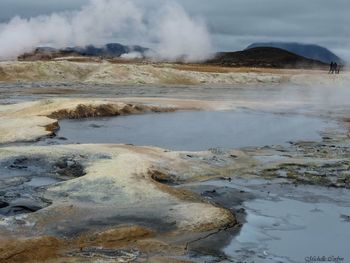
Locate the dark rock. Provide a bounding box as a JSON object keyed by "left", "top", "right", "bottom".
{"left": 9, "top": 164, "right": 28, "bottom": 169}
{"left": 54, "top": 157, "right": 85, "bottom": 178}
{"left": 56, "top": 161, "right": 85, "bottom": 178}
{"left": 89, "top": 124, "right": 103, "bottom": 128}
{"left": 236, "top": 208, "right": 246, "bottom": 213}
{"left": 13, "top": 157, "right": 28, "bottom": 165}
{"left": 202, "top": 189, "right": 218, "bottom": 197}
{"left": 9, "top": 157, "right": 29, "bottom": 169}
{"left": 54, "top": 159, "right": 68, "bottom": 169}
{"left": 0, "top": 201, "right": 9, "bottom": 208}
{"left": 10, "top": 205, "right": 41, "bottom": 214}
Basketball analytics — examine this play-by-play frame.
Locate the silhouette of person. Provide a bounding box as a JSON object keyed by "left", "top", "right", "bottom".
{"left": 331, "top": 63, "right": 337, "bottom": 74}
{"left": 329, "top": 62, "right": 334, "bottom": 74}
{"left": 337, "top": 64, "right": 342, "bottom": 74}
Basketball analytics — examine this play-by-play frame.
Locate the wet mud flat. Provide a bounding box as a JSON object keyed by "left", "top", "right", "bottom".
{"left": 0, "top": 84, "right": 350, "bottom": 262}
{"left": 0, "top": 154, "right": 86, "bottom": 216}
{"left": 178, "top": 130, "right": 350, "bottom": 262}
{"left": 0, "top": 144, "right": 238, "bottom": 263}
{"left": 0, "top": 80, "right": 346, "bottom": 105}
{"left": 0, "top": 81, "right": 300, "bottom": 102}
{"left": 0, "top": 106, "right": 347, "bottom": 262}
{"left": 184, "top": 178, "right": 350, "bottom": 262}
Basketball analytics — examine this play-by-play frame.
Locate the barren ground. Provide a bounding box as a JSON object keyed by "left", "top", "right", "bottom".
{"left": 0, "top": 60, "right": 349, "bottom": 262}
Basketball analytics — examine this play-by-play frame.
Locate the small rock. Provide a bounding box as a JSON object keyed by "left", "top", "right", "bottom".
{"left": 13, "top": 157, "right": 28, "bottom": 165}
{"left": 14, "top": 219, "right": 27, "bottom": 225}
{"left": 0, "top": 201, "right": 9, "bottom": 209}
{"left": 4, "top": 192, "right": 21, "bottom": 199}
{"left": 55, "top": 159, "right": 68, "bottom": 169}
{"left": 9, "top": 164, "right": 27, "bottom": 170}
{"left": 236, "top": 208, "right": 245, "bottom": 213}
{"left": 202, "top": 189, "right": 218, "bottom": 196}
{"left": 89, "top": 124, "right": 103, "bottom": 128}
{"left": 67, "top": 160, "right": 75, "bottom": 167}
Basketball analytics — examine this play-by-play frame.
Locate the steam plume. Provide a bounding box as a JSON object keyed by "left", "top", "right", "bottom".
{"left": 0, "top": 0, "right": 213, "bottom": 62}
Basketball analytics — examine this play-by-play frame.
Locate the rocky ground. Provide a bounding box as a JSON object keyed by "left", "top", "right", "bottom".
{"left": 0, "top": 61, "right": 349, "bottom": 262}
{"left": 1, "top": 60, "right": 349, "bottom": 86}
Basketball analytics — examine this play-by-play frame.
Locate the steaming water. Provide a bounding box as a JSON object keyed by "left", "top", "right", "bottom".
{"left": 193, "top": 179, "right": 350, "bottom": 263}
{"left": 55, "top": 110, "right": 338, "bottom": 151}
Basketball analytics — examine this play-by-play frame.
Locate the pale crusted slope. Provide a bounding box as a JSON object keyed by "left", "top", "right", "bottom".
{"left": 2, "top": 60, "right": 348, "bottom": 86}
{"left": 0, "top": 61, "right": 286, "bottom": 85}
{"left": 0, "top": 98, "right": 234, "bottom": 144}
{"left": 0, "top": 144, "right": 235, "bottom": 261}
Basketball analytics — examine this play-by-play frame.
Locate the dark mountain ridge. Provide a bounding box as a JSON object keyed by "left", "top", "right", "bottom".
{"left": 20, "top": 43, "right": 330, "bottom": 70}
{"left": 19, "top": 43, "right": 149, "bottom": 61}
{"left": 207, "top": 47, "right": 327, "bottom": 69}
{"left": 63, "top": 43, "right": 148, "bottom": 57}
{"left": 246, "top": 42, "right": 343, "bottom": 64}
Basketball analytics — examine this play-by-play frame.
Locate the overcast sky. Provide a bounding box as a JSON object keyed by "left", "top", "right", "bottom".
{"left": 1, "top": 0, "right": 349, "bottom": 59}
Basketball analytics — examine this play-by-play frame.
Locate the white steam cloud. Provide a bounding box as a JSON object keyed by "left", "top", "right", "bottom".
{"left": 150, "top": 3, "right": 213, "bottom": 62}
{"left": 0, "top": 0, "right": 214, "bottom": 62}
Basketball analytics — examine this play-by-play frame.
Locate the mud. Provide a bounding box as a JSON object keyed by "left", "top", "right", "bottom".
{"left": 0, "top": 144, "right": 237, "bottom": 262}
{"left": 0, "top": 154, "right": 87, "bottom": 216}
{"left": 0, "top": 66, "right": 350, "bottom": 262}
{"left": 48, "top": 103, "right": 175, "bottom": 120}
{"left": 185, "top": 178, "right": 350, "bottom": 262}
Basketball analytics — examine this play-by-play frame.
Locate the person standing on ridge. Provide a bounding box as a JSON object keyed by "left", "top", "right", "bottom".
{"left": 333, "top": 62, "right": 338, "bottom": 74}
{"left": 329, "top": 62, "right": 334, "bottom": 74}
{"left": 337, "top": 64, "right": 342, "bottom": 74}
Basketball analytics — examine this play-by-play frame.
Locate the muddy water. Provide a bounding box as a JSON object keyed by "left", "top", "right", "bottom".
{"left": 54, "top": 109, "right": 349, "bottom": 262}
{"left": 55, "top": 110, "right": 338, "bottom": 151}
{"left": 0, "top": 155, "right": 83, "bottom": 216}
{"left": 193, "top": 179, "right": 350, "bottom": 263}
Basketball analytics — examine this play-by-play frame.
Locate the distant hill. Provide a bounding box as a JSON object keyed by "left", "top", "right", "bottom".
{"left": 19, "top": 43, "right": 149, "bottom": 61}
{"left": 246, "top": 42, "right": 342, "bottom": 64}
{"left": 63, "top": 43, "right": 148, "bottom": 57}
{"left": 207, "top": 47, "right": 327, "bottom": 69}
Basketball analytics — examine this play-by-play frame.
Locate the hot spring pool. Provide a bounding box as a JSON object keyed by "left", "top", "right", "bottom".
{"left": 54, "top": 110, "right": 338, "bottom": 151}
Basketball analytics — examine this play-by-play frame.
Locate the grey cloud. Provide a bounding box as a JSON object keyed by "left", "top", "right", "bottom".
{"left": 0, "top": 0, "right": 85, "bottom": 21}
{"left": 176, "top": 0, "right": 350, "bottom": 56}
